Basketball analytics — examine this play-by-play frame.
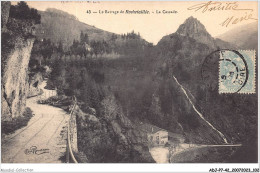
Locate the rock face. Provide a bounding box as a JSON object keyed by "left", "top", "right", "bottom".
{"left": 2, "top": 38, "right": 35, "bottom": 121}
{"left": 176, "top": 16, "right": 234, "bottom": 49}
{"left": 176, "top": 16, "right": 216, "bottom": 48}
{"left": 1, "top": 3, "right": 35, "bottom": 121}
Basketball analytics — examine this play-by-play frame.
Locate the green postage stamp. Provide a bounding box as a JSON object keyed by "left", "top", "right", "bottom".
{"left": 219, "top": 50, "right": 256, "bottom": 94}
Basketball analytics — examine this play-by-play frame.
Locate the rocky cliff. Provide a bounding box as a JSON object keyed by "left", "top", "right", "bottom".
{"left": 1, "top": 2, "right": 36, "bottom": 121}
{"left": 176, "top": 16, "right": 235, "bottom": 49}
{"left": 176, "top": 16, "right": 217, "bottom": 49}
{"left": 2, "top": 38, "right": 34, "bottom": 120}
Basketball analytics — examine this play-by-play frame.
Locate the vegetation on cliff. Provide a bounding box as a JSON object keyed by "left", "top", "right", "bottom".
{"left": 1, "top": 1, "right": 40, "bottom": 122}
{"left": 2, "top": 1, "right": 41, "bottom": 75}
{"left": 9, "top": 1, "right": 40, "bottom": 24}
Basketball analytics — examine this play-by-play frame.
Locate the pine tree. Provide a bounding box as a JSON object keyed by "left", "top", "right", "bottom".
{"left": 80, "top": 31, "right": 84, "bottom": 43}
{"left": 84, "top": 33, "right": 89, "bottom": 44}
{"left": 58, "top": 41, "right": 63, "bottom": 53}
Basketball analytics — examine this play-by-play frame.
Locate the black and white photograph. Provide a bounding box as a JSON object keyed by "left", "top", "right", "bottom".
{"left": 1, "top": 1, "right": 259, "bottom": 171}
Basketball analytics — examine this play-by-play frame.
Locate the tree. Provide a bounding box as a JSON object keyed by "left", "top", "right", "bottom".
{"left": 90, "top": 40, "right": 98, "bottom": 56}
{"left": 80, "top": 31, "right": 89, "bottom": 44}
{"left": 58, "top": 41, "right": 63, "bottom": 53}
{"left": 80, "top": 31, "right": 84, "bottom": 43}
{"left": 30, "top": 8, "right": 41, "bottom": 24}
{"left": 111, "top": 33, "right": 118, "bottom": 41}
{"left": 48, "top": 58, "right": 67, "bottom": 92}
{"left": 41, "top": 39, "right": 54, "bottom": 59}
{"left": 9, "top": 1, "right": 41, "bottom": 24}
{"left": 84, "top": 33, "right": 89, "bottom": 44}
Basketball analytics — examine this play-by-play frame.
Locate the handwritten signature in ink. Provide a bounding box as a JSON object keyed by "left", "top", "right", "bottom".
{"left": 188, "top": 1, "right": 257, "bottom": 27}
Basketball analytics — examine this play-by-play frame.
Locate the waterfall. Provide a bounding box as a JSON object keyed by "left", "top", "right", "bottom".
{"left": 172, "top": 75, "right": 228, "bottom": 144}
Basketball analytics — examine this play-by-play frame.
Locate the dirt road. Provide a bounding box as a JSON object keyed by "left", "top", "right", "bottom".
{"left": 1, "top": 81, "right": 69, "bottom": 163}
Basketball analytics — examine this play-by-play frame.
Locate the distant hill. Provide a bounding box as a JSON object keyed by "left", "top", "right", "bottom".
{"left": 217, "top": 22, "right": 258, "bottom": 50}
{"left": 35, "top": 8, "right": 115, "bottom": 49}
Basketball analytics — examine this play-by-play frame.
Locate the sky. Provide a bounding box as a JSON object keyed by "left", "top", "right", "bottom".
{"left": 14, "top": 1, "right": 258, "bottom": 44}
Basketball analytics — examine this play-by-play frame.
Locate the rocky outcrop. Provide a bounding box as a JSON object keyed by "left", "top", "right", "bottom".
{"left": 1, "top": 3, "right": 36, "bottom": 121}
{"left": 176, "top": 16, "right": 217, "bottom": 49}
{"left": 2, "top": 38, "right": 34, "bottom": 121}
{"left": 176, "top": 16, "right": 235, "bottom": 50}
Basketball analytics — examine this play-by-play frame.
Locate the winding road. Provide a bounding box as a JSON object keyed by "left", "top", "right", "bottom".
{"left": 1, "top": 81, "right": 70, "bottom": 163}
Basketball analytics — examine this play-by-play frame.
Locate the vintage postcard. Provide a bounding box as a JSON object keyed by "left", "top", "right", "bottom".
{"left": 1, "top": 0, "right": 259, "bottom": 172}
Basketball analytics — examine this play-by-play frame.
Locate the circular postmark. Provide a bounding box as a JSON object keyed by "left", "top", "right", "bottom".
{"left": 201, "top": 49, "right": 248, "bottom": 93}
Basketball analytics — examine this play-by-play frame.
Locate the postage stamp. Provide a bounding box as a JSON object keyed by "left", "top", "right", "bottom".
{"left": 219, "top": 50, "right": 256, "bottom": 94}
